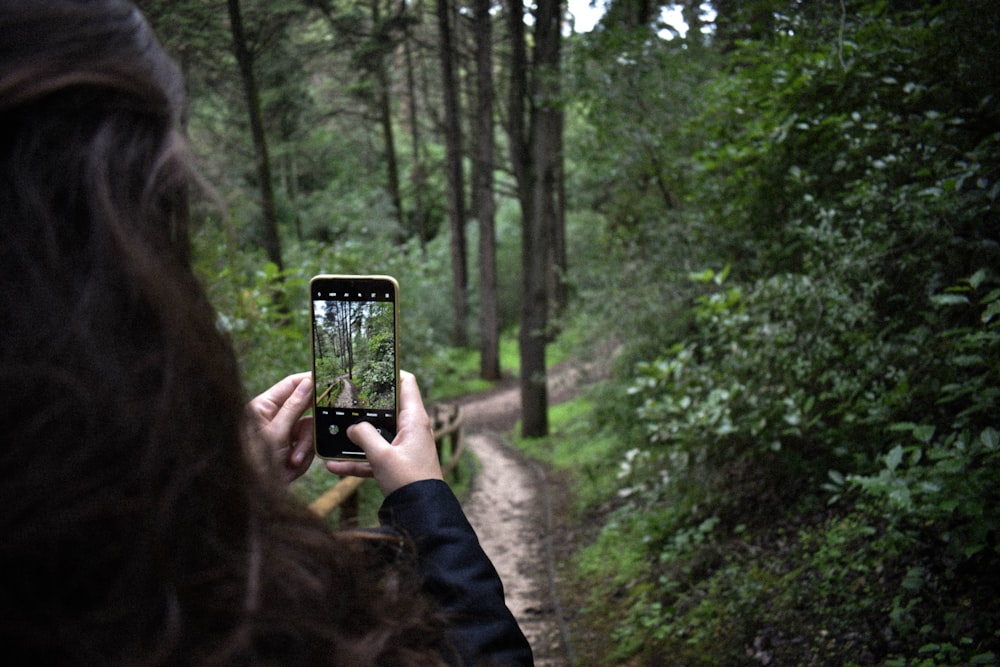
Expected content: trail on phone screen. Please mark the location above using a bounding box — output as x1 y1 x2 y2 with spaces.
334 376 357 408
450 357 611 667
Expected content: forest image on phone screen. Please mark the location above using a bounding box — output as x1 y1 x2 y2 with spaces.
312 297 396 412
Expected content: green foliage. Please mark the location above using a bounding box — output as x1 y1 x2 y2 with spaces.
553 1 1000 664
515 391 623 511
849 273 1000 563
562 27 715 362
626 265 898 526
192 224 310 396
191 213 498 399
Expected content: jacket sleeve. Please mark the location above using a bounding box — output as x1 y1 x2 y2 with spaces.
378 479 534 667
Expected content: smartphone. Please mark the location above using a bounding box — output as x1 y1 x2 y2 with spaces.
309 275 400 460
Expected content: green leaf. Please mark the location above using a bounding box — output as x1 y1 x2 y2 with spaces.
982 300 1000 324
885 445 904 472
261 261 282 281
930 293 969 306
902 566 925 591
980 427 999 451
913 424 936 444
964 543 986 558
889 421 917 432
688 268 716 283
968 268 989 290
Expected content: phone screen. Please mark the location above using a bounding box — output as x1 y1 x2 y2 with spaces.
309 275 399 460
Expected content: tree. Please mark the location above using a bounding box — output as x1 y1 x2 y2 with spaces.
436 0 469 347
711 0 780 49
370 0 405 230
602 0 660 31
308 0 413 233
473 0 501 380
505 0 565 437
401 5 431 250
227 0 284 271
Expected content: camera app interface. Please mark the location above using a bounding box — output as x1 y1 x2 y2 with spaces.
311 278 397 459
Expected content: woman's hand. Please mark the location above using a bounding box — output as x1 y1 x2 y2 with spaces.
325 370 444 496
246 371 315 483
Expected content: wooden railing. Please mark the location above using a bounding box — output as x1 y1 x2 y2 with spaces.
308 403 465 520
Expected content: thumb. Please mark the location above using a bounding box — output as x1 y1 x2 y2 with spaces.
346 421 390 457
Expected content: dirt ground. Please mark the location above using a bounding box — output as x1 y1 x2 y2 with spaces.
462 432 571 666
452 358 611 666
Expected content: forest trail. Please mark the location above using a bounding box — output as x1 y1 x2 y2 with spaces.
462 432 569 666
452 354 613 666
333 375 357 409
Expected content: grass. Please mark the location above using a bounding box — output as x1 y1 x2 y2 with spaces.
514 381 629 512
418 322 584 403
421 333 521 402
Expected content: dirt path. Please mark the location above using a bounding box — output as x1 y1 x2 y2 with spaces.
462 432 569 666
334 376 358 408
453 356 613 666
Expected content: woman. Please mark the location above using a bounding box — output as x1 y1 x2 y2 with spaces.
0 1 532 664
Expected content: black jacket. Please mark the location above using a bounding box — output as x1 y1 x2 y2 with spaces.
379 479 535 667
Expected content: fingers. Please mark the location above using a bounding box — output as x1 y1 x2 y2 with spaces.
321 370 443 497
397 370 423 415
346 420 392 456
342 380 443 496
322 422 386 480
251 371 312 419
325 460 375 479
270 374 313 432
245 371 315 484
285 415 315 481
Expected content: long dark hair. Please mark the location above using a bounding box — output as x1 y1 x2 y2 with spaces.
0 1 447 663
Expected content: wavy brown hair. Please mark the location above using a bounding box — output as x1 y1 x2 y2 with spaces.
0 1 449 664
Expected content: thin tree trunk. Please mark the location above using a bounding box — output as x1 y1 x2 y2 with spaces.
506 0 529 204
226 0 283 271
436 0 468 347
372 0 405 230
378 69 404 231
548 19 567 326
473 0 500 380
402 16 428 252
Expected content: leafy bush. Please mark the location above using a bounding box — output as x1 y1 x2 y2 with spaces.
849 272 1000 563
627 264 899 522
559 1 1000 663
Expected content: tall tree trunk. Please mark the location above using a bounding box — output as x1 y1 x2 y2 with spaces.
226 0 283 271
436 0 468 347
506 0 529 204
372 0 405 230
473 0 500 380
506 0 550 437
378 64 404 231
549 55 568 327
402 18 428 252
282 153 304 242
